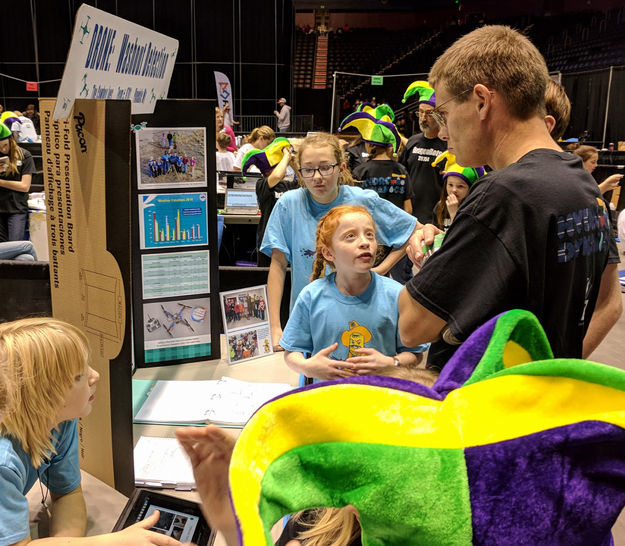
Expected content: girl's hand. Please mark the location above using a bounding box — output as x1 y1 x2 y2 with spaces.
308 342 357 379
271 325 284 351
446 193 460 219
599 174 623 194
345 348 394 373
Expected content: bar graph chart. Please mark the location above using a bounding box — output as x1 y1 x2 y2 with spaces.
139 192 208 249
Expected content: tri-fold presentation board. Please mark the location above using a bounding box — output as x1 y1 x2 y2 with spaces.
131 100 221 367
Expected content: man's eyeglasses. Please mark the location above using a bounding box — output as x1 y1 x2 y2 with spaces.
298 163 339 179
429 88 472 127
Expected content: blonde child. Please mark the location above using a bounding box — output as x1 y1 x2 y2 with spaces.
0 318 180 545
215 132 235 172
280 205 428 380
260 133 421 347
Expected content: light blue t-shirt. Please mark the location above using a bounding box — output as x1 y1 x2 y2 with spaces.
260 185 418 311
0 419 81 545
280 272 429 365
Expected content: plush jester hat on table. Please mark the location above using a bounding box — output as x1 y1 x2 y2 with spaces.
227 309 625 545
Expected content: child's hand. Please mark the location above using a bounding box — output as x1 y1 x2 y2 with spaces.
446 193 459 218
345 348 393 373
308 342 357 379
599 174 623 194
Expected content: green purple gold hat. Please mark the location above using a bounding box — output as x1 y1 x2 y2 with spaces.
338 104 400 154
432 151 485 185
0 122 12 140
241 137 292 175
402 80 436 106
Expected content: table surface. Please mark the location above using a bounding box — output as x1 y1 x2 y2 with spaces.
29 338 297 544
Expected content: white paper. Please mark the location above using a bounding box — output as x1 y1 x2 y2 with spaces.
134 378 292 426
134 380 218 423
134 436 195 489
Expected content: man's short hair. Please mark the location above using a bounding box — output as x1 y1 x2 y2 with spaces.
429 25 550 120
544 79 571 141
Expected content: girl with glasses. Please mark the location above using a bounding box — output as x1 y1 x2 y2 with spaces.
259 133 420 348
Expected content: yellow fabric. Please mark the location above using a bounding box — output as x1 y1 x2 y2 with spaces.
230 372 625 541
502 340 533 368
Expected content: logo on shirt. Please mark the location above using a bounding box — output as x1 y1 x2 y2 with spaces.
340 320 372 358
556 199 610 263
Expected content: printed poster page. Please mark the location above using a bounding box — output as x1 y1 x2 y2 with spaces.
136 127 207 189
142 250 209 299
220 285 273 364
139 192 208 250
143 297 211 364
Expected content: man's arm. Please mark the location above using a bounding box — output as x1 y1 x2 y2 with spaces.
582 263 623 358
398 287 447 347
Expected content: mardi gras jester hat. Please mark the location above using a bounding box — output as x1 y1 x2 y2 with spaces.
241 137 292 175
228 308 625 545
402 80 435 105
338 106 401 154
432 150 486 186
355 102 395 123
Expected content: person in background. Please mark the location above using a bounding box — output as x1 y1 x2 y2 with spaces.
570 143 623 358
233 126 275 172
216 133 235 172
400 81 446 225
0 122 35 242
431 151 485 230
241 138 298 267
274 98 291 133
216 107 237 153
23 104 40 135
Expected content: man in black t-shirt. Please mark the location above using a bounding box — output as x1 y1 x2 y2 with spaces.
400 82 446 225
398 26 610 366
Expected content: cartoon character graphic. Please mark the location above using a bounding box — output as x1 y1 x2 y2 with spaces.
340 320 372 358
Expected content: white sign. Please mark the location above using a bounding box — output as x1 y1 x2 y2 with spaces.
214 71 235 126
54 4 178 120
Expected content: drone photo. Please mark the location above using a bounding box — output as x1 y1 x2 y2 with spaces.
142 297 211 350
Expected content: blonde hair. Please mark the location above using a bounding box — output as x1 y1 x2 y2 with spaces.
545 79 571 141
310 205 375 281
3 137 25 176
429 25 549 120
0 318 89 467
216 132 232 149
297 132 355 188
292 507 360 546
249 125 275 144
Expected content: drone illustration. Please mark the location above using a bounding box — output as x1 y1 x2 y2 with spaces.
161 303 195 337
145 314 161 333
79 16 91 45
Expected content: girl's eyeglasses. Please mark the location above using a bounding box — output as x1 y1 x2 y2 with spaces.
298 163 339 179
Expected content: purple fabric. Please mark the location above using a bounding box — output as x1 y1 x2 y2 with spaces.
434 314 502 397
466 421 625 545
